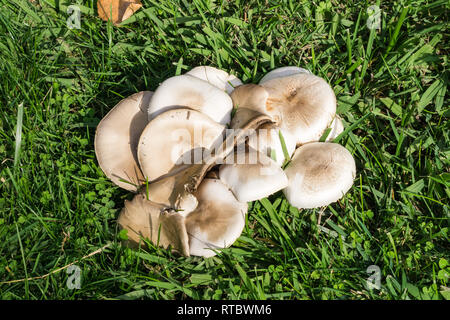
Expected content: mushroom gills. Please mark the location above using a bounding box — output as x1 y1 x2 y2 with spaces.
143 107 273 214
94 91 153 191
138 108 225 183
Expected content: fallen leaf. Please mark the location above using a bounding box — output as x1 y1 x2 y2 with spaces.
97 0 142 25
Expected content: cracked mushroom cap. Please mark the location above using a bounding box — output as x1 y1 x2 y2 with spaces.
94 91 153 191
219 147 289 202
185 178 248 257
247 123 296 167
261 73 337 145
283 142 356 209
147 75 233 125
259 66 311 84
186 66 243 94
137 108 225 182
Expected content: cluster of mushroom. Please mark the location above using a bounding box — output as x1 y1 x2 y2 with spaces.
94 66 356 257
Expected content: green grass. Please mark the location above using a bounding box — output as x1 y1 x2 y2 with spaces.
0 0 449 300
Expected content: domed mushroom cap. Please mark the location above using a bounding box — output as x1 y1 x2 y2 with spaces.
283 142 356 209
259 66 311 84
261 73 336 145
219 147 289 202
186 66 243 94
138 108 225 182
185 179 247 257
247 123 296 167
148 75 233 125
94 91 153 191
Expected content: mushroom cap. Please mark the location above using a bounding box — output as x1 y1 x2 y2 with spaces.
283 142 356 209
219 147 289 202
137 108 225 182
186 66 243 94
230 84 273 119
117 194 190 256
94 91 153 191
261 73 336 145
147 75 233 125
259 66 311 84
325 115 344 142
185 179 247 257
247 123 296 167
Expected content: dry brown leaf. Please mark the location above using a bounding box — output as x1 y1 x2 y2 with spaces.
97 0 142 25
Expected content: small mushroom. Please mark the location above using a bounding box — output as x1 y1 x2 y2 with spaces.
137 108 225 182
186 66 243 94
117 194 190 256
219 147 289 202
147 75 233 125
247 123 296 167
230 84 274 121
94 91 153 191
259 66 311 84
185 179 247 257
283 142 356 209
325 115 344 142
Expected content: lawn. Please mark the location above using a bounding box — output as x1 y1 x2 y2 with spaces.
0 0 448 300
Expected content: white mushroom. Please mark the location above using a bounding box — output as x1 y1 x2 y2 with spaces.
247 123 296 167
147 75 233 125
261 73 337 145
325 115 344 142
231 73 337 146
94 91 153 191
186 66 243 94
137 108 225 182
185 178 247 257
230 84 273 121
283 142 356 209
259 66 311 84
219 147 289 202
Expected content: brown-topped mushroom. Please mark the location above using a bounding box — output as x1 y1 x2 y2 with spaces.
283 142 356 209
